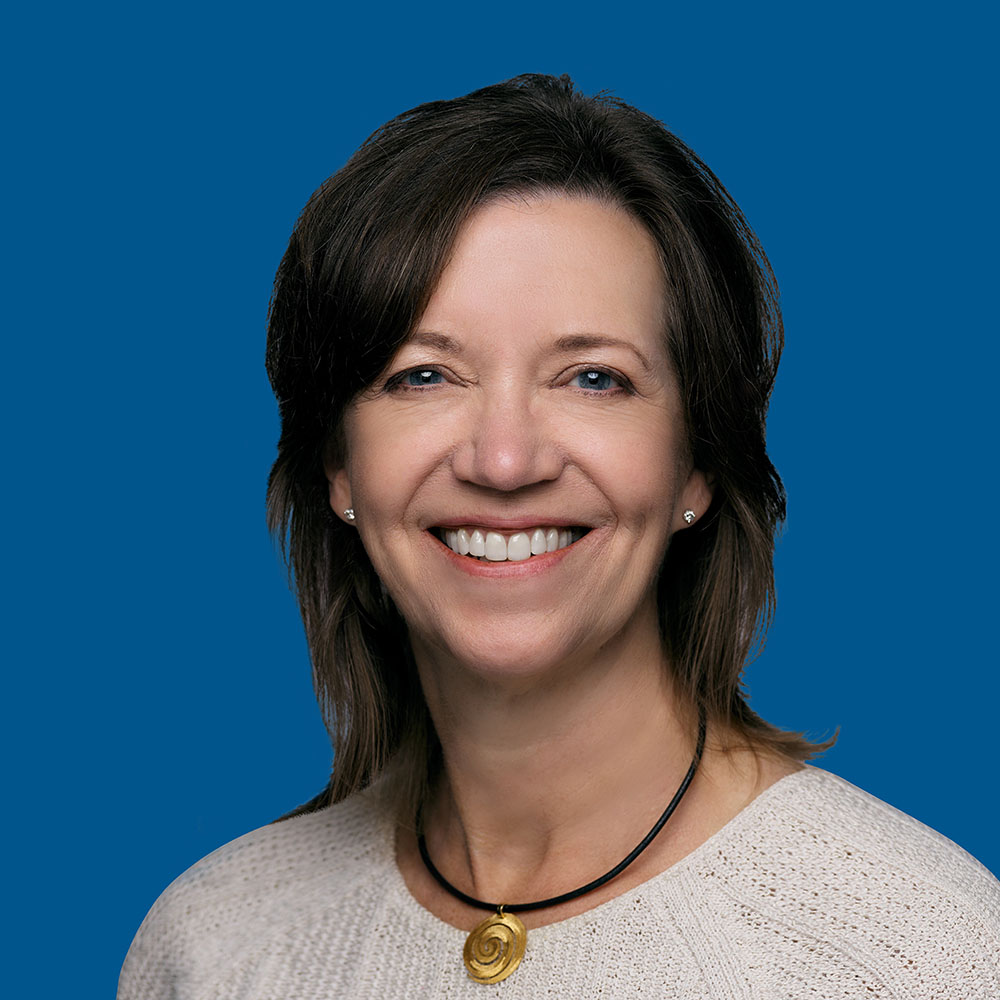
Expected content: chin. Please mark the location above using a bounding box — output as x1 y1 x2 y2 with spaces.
426 618 604 683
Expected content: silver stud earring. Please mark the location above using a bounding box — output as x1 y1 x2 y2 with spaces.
343 508 356 521
683 509 696 524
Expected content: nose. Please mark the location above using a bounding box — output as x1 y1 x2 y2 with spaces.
451 389 564 492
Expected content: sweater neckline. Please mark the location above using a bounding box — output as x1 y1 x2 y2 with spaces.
384 764 822 940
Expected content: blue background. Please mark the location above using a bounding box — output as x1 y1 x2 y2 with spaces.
5 2 996 995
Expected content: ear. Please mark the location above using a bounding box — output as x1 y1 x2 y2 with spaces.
325 462 356 526
674 468 715 531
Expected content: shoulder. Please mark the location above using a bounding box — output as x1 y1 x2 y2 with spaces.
117 788 395 999
750 766 998 897
685 766 1000 996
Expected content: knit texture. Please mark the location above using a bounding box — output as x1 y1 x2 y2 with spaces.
118 768 1000 998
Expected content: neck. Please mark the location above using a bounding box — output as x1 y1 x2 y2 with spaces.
411 616 702 906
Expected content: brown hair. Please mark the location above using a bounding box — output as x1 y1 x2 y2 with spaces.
266 74 828 819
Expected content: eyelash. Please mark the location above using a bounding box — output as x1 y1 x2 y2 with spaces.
382 365 633 395
383 368 448 391
568 368 630 394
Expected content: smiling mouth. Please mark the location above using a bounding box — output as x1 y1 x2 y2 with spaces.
431 526 589 562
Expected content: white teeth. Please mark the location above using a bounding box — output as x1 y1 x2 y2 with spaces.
507 532 531 561
484 531 507 561
440 525 587 561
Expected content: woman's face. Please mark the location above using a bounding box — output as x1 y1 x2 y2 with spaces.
329 195 711 679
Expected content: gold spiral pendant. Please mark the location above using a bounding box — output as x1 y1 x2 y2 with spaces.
463 908 527 984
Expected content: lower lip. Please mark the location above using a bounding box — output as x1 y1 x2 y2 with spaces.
429 531 585 578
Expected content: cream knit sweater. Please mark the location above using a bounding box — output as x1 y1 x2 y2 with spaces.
118 768 1000 998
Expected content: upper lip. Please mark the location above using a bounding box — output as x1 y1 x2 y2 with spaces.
428 515 593 531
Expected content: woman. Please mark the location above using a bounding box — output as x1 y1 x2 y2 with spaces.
119 74 1000 997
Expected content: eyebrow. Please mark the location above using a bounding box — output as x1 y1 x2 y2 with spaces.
409 330 655 373
407 330 463 353
553 334 655 374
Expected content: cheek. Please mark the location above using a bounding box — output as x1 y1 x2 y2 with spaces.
345 412 444 524
589 423 682 518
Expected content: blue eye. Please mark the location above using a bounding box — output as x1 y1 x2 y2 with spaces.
404 369 444 387
573 370 619 391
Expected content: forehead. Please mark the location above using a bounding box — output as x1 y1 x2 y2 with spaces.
414 194 669 359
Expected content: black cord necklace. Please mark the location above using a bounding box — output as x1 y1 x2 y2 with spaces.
417 713 707 984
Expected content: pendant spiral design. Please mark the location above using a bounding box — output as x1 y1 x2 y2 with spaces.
463 909 527 984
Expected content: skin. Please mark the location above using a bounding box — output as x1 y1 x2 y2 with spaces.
329 194 798 930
